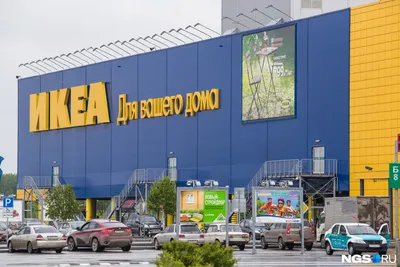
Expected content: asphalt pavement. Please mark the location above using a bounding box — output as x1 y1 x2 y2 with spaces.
0 242 396 266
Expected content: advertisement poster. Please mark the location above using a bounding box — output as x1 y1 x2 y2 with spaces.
180 190 226 223
242 25 296 121
255 190 301 223
0 200 22 222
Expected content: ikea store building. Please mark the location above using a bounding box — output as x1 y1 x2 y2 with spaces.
17 0 400 226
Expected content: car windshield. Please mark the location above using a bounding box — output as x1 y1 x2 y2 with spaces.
221 225 242 232
70 222 85 229
250 222 267 228
0 222 7 230
33 227 60 234
140 216 156 223
347 225 376 235
181 225 201 233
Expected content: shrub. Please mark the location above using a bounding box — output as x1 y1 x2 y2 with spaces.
155 241 237 267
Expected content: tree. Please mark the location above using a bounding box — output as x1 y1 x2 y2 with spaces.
45 185 81 221
0 173 17 196
147 177 176 219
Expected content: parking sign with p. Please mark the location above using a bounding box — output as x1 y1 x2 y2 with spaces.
3 197 13 208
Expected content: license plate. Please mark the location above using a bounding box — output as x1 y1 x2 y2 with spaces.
369 244 380 248
115 230 124 233
48 237 58 240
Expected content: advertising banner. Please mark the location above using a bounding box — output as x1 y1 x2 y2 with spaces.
179 190 227 223
242 25 296 121
0 200 22 222
255 189 301 223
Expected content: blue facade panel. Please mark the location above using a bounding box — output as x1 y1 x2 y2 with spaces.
18 10 351 198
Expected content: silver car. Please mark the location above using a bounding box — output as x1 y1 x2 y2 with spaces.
8 225 66 254
153 223 204 250
59 221 86 237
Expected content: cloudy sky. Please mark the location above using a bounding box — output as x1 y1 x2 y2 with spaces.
0 0 221 173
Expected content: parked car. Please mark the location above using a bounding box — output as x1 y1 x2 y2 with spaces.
67 219 132 252
58 221 86 236
324 223 388 256
125 214 162 237
260 221 315 250
239 219 268 240
7 225 66 254
204 223 249 250
153 223 204 250
0 222 12 242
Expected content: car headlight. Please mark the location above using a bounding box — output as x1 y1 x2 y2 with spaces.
353 239 366 244
144 224 149 228
382 238 387 244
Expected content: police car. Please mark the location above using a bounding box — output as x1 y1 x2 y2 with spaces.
324 223 389 256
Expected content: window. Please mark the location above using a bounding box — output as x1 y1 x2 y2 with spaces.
166 225 174 233
186 194 195 204
181 225 201 233
380 225 388 235
81 222 90 231
340 225 347 235
332 224 339 234
274 223 282 229
89 222 100 229
17 228 25 235
360 179 365 196
103 222 125 228
302 0 322 9
33 227 59 234
24 227 31 235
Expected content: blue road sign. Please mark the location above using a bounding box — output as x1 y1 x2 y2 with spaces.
3 197 14 208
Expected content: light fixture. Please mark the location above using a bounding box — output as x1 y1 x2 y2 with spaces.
269 180 276 186
365 166 373 171
315 140 321 143
205 180 219 187
186 179 201 187
169 152 174 155
287 180 294 186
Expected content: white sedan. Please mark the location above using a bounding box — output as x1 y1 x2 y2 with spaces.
204 223 249 250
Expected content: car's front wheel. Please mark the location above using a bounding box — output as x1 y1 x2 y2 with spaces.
305 243 313 251
325 241 333 255
55 248 63 254
348 243 357 256
260 237 268 249
238 244 245 251
154 238 161 250
8 241 14 253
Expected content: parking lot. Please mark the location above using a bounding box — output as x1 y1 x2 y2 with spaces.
0 242 396 267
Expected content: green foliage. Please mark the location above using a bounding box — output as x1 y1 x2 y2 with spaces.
148 176 176 216
0 173 17 196
155 241 236 267
45 185 81 221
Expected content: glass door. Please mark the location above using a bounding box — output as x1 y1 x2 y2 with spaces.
312 146 325 174
168 157 177 181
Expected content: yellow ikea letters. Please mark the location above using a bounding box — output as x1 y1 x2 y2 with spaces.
29 82 110 132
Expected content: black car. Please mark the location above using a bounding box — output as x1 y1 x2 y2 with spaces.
239 219 268 240
125 214 162 237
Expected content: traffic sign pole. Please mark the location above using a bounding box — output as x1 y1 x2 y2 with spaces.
394 140 399 267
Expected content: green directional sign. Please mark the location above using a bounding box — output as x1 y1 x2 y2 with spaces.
389 163 400 189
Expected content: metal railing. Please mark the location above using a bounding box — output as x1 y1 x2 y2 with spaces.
23 176 46 203
245 159 338 199
299 159 338 177
22 176 53 188
104 168 168 219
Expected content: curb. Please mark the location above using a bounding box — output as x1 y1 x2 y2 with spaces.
53 262 152 266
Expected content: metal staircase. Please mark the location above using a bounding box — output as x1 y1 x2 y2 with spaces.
245 159 338 208
104 168 168 220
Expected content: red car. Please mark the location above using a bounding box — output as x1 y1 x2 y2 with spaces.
67 219 132 252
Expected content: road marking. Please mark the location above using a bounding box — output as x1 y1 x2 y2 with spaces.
119 263 130 265
79 264 91 266
59 265 71 267
99 263 111 266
